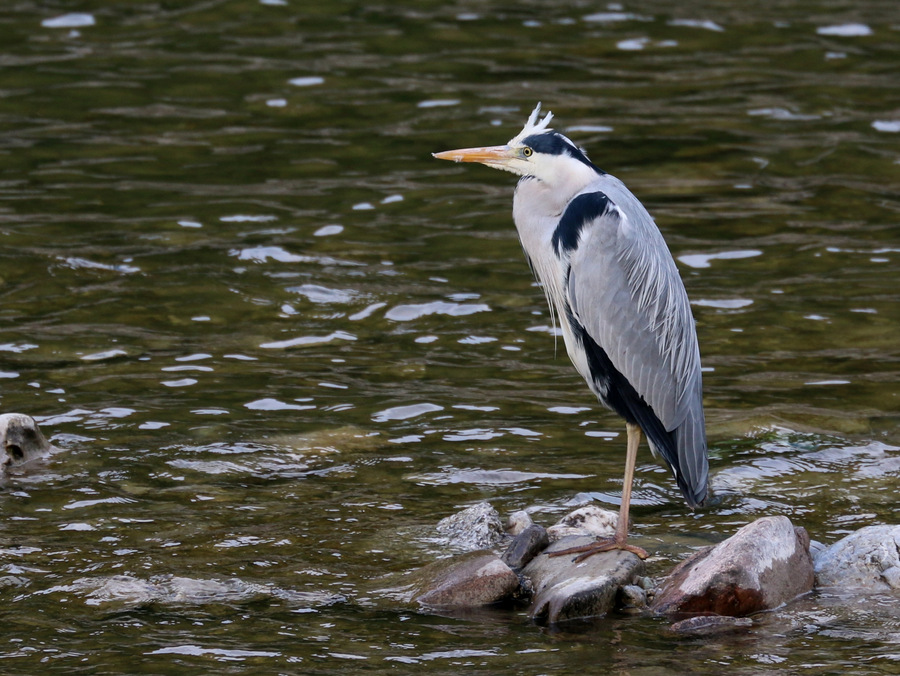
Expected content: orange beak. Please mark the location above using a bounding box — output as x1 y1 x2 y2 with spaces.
432 145 515 166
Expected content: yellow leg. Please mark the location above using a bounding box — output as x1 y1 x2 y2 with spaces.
550 422 648 561
615 422 641 546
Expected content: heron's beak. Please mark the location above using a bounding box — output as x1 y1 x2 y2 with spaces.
432 145 515 168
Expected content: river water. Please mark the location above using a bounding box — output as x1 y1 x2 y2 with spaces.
1 1 898 674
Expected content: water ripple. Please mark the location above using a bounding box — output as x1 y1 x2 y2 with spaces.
385 301 490 322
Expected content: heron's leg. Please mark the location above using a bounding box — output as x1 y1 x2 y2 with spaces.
615 422 641 546
549 422 648 561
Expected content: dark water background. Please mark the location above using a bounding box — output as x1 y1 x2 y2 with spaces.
1 1 898 673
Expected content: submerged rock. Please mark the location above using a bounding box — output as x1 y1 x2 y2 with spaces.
411 551 520 608
501 524 549 571
651 516 814 617
524 535 645 623
0 413 54 474
546 505 618 542
668 615 754 635
814 525 900 591
435 502 506 551
41 574 341 608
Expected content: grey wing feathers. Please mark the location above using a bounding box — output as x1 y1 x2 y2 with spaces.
565 180 708 505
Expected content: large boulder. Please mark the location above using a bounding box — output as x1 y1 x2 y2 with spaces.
410 551 520 608
814 525 900 591
523 536 645 624
651 516 814 617
0 413 54 473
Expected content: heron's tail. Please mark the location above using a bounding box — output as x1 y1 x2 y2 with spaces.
638 403 708 508
673 406 708 508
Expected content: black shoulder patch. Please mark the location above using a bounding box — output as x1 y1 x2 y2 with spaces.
551 191 613 256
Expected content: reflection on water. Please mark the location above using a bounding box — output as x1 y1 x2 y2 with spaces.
1 0 899 673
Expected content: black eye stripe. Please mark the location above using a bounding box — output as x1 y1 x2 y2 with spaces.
520 132 604 174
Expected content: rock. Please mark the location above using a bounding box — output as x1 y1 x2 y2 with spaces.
618 584 648 610
809 538 826 559
636 575 655 591
501 524 549 571
669 615 754 635
814 525 900 591
41 574 343 608
435 502 505 551
0 413 54 473
546 505 618 542
411 551 520 608
651 516 814 617
506 509 533 536
523 535 645 623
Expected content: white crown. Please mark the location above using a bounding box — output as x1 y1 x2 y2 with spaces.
508 102 554 146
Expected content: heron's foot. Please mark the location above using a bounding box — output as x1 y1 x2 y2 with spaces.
548 537 648 563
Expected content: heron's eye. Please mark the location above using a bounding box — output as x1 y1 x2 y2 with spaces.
522 147 533 157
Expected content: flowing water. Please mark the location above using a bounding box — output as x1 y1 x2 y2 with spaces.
1 1 899 673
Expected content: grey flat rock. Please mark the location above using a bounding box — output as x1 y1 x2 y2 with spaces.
411 551 520 608
523 535 645 623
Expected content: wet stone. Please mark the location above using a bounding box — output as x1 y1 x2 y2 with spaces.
636 575 655 591
435 502 505 551
411 551 520 608
618 584 648 610
668 615 754 636
523 535 645 624
814 525 900 591
501 524 549 571
506 509 533 536
546 504 618 542
651 516 814 617
0 413 54 474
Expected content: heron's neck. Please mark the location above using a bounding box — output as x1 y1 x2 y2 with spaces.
514 162 601 218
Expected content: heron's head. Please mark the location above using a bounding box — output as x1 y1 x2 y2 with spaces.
433 103 602 188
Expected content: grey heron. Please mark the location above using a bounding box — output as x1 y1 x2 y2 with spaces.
433 104 708 560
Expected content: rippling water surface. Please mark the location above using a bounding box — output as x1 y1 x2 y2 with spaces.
1 1 898 673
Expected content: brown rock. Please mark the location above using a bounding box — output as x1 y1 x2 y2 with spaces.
651 516 814 617
523 535 645 623
411 551 520 608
